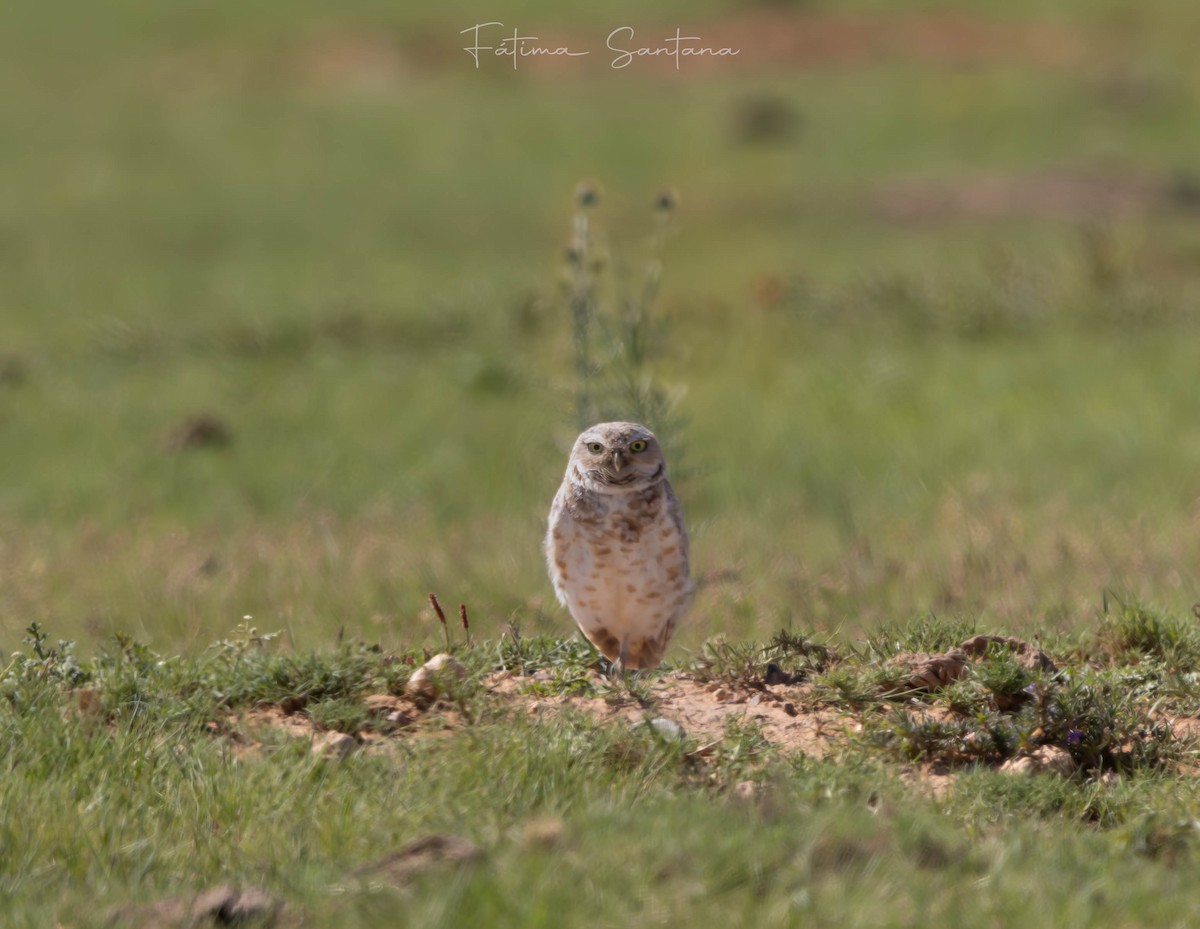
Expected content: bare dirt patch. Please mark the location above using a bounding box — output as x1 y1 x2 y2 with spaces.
202 631 1195 795
874 170 1200 222
489 670 851 759
205 667 855 764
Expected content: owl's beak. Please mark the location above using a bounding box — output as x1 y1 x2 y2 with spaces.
611 451 626 473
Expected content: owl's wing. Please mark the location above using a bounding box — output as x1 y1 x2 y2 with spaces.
663 479 690 577
545 482 574 606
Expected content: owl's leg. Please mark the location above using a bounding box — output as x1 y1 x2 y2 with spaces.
612 635 631 679
610 637 654 704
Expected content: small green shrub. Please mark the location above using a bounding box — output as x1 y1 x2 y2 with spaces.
1097 604 1200 671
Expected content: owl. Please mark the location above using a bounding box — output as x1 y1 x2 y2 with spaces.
546 422 691 671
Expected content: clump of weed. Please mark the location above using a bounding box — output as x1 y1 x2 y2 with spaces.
0 624 97 720
825 614 1188 775
691 638 767 687
973 644 1038 711
201 621 412 713
1026 668 1179 773
765 629 835 674
810 663 916 710
1096 601 1200 671
857 615 977 662
496 630 600 677
865 658 1182 775
210 621 281 659
90 632 181 723
692 629 834 687
0 622 91 710
559 182 687 463
218 647 377 707
864 707 1021 766
495 630 605 697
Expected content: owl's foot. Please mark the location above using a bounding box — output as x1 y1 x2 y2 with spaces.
608 639 650 701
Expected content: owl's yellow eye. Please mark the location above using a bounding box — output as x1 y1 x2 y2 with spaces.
587 442 604 454
629 440 648 453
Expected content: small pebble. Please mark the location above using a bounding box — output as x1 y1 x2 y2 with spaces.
642 718 686 740
407 653 468 703
999 745 1073 778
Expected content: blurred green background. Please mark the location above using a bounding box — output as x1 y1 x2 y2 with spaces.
2 0 1199 652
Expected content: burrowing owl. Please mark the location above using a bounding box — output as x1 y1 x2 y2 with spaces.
546 422 691 670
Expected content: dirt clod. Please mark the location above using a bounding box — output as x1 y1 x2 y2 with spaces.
959 634 1058 672
168 415 232 452
731 94 802 143
107 884 280 928
891 649 968 692
764 662 804 685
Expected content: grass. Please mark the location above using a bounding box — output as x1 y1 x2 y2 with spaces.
4 0 1200 923
2 615 1200 926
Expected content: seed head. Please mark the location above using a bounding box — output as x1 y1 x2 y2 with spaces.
575 181 599 208
428 592 447 627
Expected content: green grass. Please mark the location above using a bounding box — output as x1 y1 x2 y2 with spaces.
3 0 1200 648
7 0 1200 652
2 617 1200 926
4 0 1200 922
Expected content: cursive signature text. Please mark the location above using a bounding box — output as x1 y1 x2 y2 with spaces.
461 22 590 69
460 23 741 70
606 27 740 70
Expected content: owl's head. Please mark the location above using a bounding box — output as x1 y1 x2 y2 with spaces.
569 422 666 493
